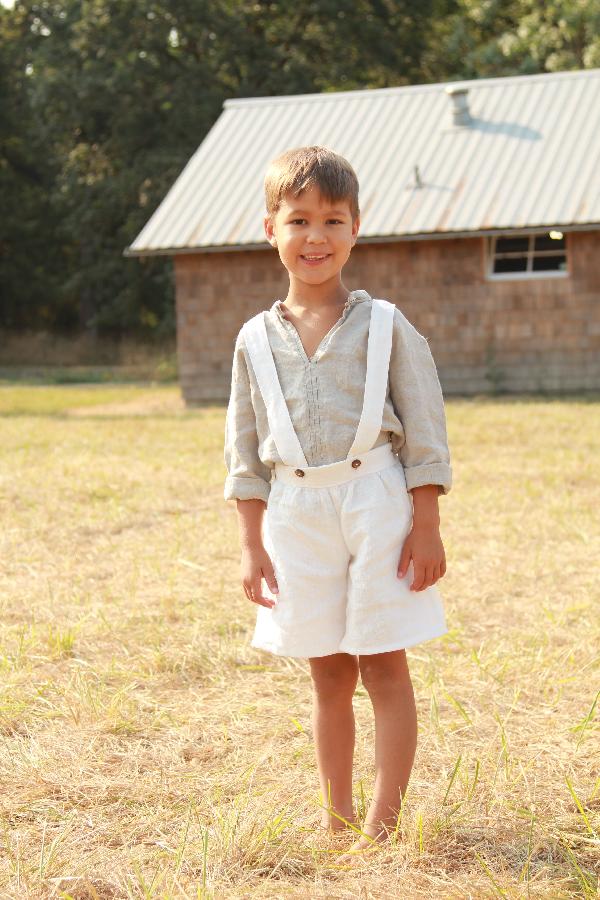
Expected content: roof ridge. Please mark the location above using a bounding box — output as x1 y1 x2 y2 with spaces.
223 67 600 109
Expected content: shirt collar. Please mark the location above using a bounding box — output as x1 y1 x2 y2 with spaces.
271 289 371 322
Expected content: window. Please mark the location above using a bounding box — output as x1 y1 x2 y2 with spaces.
488 231 568 279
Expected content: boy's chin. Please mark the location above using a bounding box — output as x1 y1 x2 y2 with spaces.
289 264 344 282
291 275 343 290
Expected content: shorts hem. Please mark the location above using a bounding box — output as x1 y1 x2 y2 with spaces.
251 627 447 659
339 627 447 656
250 639 342 659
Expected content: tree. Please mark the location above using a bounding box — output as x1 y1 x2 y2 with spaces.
1 0 597 336
426 0 600 80
0 3 65 328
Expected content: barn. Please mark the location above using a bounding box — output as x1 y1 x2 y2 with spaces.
125 68 600 400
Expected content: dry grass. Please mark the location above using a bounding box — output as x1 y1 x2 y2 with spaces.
0 385 598 898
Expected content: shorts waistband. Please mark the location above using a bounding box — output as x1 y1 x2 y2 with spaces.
273 442 399 488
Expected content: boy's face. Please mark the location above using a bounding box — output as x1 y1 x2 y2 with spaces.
264 183 360 288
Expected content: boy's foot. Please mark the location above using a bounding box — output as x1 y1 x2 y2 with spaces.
302 824 353 854
332 828 390 866
319 822 356 834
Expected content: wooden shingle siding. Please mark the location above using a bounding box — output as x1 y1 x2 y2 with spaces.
175 231 600 401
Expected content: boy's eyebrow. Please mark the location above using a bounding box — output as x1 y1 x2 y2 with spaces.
286 207 350 216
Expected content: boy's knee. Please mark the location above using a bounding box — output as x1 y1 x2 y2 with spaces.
310 653 358 699
359 650 412 696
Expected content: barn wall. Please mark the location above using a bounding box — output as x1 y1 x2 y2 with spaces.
174 230 600 402
174 249 286 403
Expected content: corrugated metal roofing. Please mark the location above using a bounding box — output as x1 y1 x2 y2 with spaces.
126 68 600 256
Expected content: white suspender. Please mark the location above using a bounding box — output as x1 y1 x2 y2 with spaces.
242 313 308 468
242 297 395 467
347 298 396 458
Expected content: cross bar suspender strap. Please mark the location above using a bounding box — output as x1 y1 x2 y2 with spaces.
242 313 309 468
346 298 396 459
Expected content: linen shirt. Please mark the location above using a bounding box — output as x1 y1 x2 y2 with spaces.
224 289 452 503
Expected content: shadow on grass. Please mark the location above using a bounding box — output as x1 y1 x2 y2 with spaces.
0 366 178 386
0 377 598 420
442 391 600 404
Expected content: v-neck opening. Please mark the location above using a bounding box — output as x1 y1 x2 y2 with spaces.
275 291 365 364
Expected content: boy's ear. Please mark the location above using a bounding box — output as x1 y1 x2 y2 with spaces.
264 215 277 247
351 215 361 245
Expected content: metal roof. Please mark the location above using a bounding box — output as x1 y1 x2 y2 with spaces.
125 68 600 256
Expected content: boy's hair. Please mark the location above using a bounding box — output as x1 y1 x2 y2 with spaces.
264 146 360 221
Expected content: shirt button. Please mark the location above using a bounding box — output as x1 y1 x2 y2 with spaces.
351 459 362 468
294 468 305 477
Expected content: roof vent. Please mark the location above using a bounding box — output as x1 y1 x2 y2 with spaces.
445 85 472 127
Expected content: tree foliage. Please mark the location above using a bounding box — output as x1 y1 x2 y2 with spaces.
428 0 600 80
1 0 597 335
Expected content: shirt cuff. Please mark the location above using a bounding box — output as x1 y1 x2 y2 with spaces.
224 475 271 503
404 463 452 496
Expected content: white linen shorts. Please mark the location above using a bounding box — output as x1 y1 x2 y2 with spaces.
251 457 447 658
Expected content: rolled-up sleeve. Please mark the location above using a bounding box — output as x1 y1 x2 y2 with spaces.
224 331 273 503
389 310 452 495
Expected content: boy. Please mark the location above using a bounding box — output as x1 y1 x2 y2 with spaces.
224 146 452 861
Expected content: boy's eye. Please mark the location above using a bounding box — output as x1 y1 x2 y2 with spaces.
288 218 343 225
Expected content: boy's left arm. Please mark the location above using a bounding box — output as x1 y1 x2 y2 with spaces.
397 485 446 591
389 309 452 591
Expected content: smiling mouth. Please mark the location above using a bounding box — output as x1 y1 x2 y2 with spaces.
301 254 330 261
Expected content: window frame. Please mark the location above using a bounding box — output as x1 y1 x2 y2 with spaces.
486 231 569 281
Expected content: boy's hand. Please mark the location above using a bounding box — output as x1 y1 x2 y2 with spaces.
397 521 446 591
397 483 446 590
240 544 279 608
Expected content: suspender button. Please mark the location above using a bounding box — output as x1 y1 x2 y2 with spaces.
294 468 305 477
351 458 362 468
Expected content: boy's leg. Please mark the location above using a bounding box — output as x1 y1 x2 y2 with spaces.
341 649 416 853
309 652 359 831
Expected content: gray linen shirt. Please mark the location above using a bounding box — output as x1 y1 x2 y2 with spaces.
224 289 452 503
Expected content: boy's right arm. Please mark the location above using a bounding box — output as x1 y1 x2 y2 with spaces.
224 331 273 504
236 499 279 609
224 331 278 608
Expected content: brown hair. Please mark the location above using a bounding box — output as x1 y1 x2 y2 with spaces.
264 146 360 220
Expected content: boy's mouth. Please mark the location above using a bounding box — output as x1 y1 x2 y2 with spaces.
301 253 331 264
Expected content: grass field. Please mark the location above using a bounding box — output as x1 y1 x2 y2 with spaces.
0 385 598 898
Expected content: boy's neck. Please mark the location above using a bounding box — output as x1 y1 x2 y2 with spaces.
283 277 351 312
